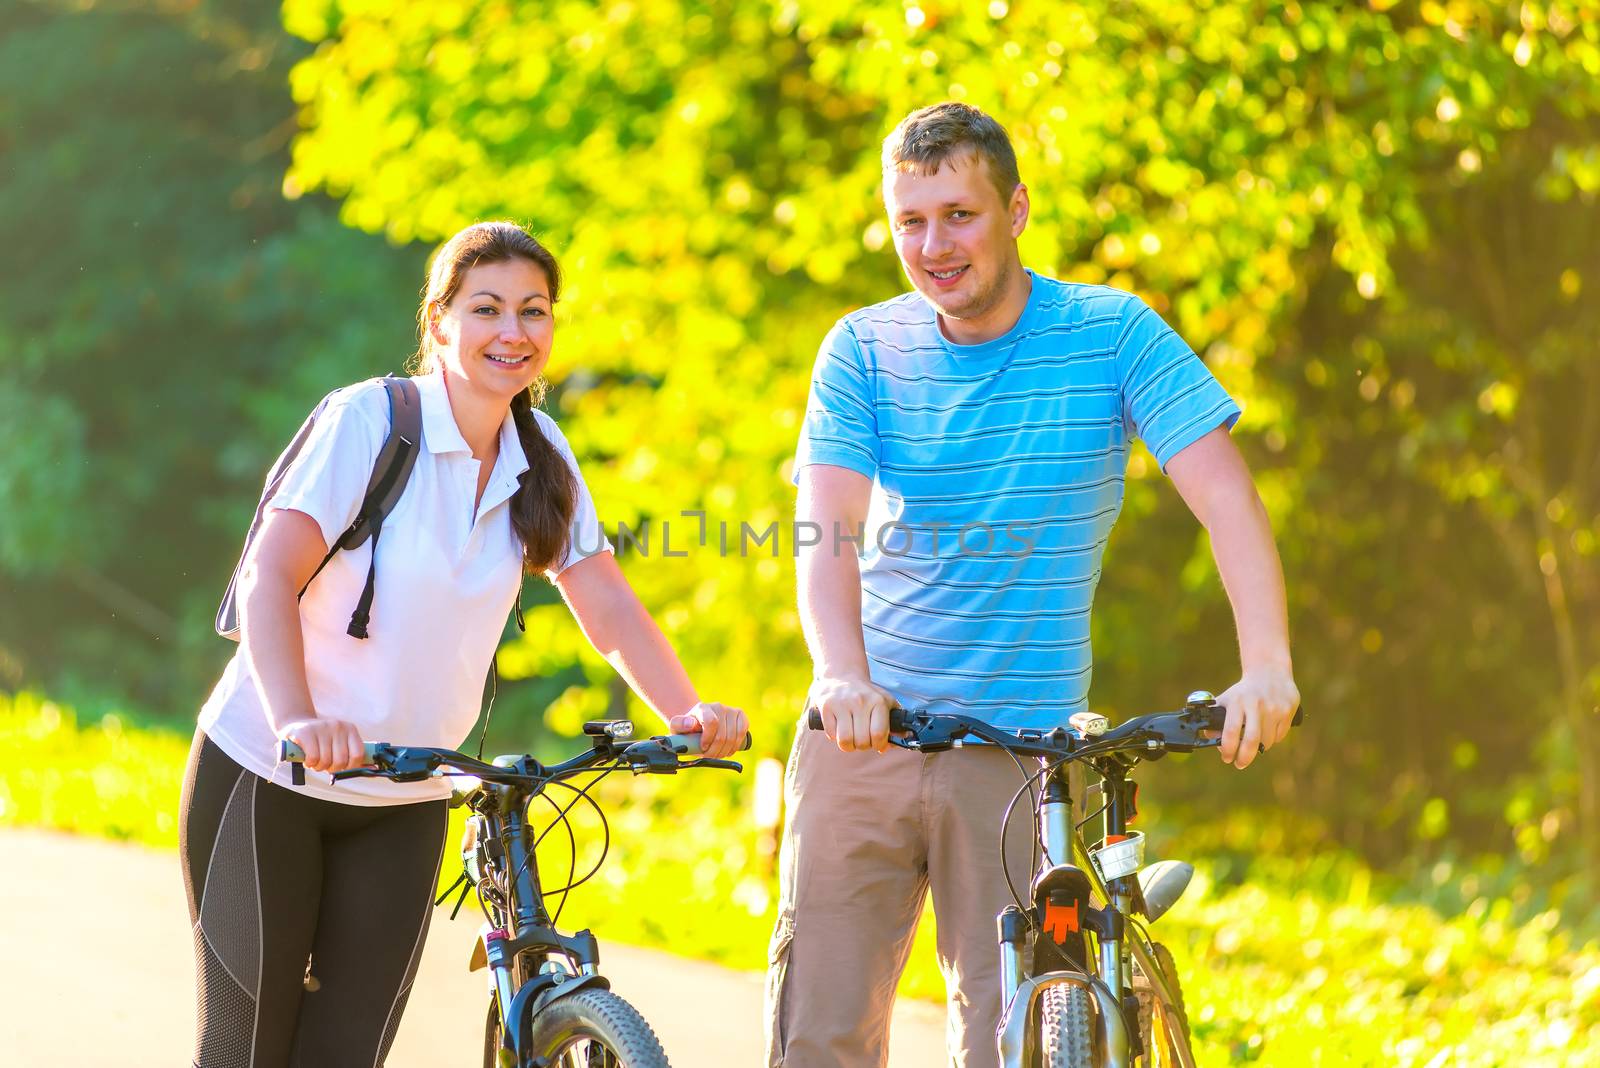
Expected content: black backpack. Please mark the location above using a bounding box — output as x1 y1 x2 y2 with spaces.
216 375 423 642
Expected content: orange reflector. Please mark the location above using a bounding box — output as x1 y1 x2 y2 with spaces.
1043 899 1080 942
1104 834 1129 845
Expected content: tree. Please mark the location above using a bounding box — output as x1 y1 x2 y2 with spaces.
0 0 423 708
280 0 1600 863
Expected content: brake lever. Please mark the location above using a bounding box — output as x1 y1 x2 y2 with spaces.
682 758 743 773
621 739 689 775
330 768 388 782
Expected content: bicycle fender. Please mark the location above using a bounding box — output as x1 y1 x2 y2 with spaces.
508 973 612 1058
470 923 493 972
1032 863 1092 971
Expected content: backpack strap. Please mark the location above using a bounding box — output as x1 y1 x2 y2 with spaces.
215 396 335 640
295 375 423 639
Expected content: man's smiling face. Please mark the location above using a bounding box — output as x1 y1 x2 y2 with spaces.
885 151 1029 339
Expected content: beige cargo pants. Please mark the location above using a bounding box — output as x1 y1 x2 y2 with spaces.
764 719 1036 1067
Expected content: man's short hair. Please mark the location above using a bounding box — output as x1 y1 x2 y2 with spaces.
882 102 1022 202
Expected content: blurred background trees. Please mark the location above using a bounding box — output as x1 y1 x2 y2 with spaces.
3 0 1597 886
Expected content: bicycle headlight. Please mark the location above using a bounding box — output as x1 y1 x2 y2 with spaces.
1069 712 1109 737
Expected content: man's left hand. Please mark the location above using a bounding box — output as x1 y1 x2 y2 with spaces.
1215 667 1300 769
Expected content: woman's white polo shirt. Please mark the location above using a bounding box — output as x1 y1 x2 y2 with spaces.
199 373 610 805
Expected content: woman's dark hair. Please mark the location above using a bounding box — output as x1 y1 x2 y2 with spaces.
409 221 578 574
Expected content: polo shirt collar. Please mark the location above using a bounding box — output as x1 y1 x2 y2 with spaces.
415 370 472 455
414 369 532 487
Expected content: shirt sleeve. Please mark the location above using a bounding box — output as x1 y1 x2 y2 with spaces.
534 412 613 578
793 320 880 483
1114 297 1241 470
266 384 387 550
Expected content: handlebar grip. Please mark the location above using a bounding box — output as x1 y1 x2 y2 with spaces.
805 708 910 732
1203 705 1307 730
276 739 386 763
664 732 754 756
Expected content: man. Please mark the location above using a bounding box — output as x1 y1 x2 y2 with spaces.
765 102 1300 1067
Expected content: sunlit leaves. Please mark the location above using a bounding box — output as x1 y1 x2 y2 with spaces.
279 2 1600 766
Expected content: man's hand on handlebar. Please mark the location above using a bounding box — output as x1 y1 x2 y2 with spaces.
807 675 897 753
1213 665 1301 770
667 701 750 760
277 718 369 773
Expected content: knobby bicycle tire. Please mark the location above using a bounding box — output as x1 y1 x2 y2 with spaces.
521 987 671 1067
1038 981 1095 1068
1133 942 1189 1067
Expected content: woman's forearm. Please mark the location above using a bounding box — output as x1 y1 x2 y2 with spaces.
239 569 317 734
594 595 700 720
558 554 700 721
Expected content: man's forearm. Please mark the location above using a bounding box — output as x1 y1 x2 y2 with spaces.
1205 486 1292 672
798 543 872 680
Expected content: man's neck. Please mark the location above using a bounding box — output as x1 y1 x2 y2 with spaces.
938 264 1032 346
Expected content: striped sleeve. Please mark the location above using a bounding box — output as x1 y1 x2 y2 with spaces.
1114 297 1241 469
794 320 879 481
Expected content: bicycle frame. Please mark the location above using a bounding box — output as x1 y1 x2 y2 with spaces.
817 697 1301 1068
285 727 745 1068
462 769 612 1048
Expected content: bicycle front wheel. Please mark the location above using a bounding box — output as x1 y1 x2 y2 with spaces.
1037 981 1095 1068
521 987 671 1067
1133 942 1189 1067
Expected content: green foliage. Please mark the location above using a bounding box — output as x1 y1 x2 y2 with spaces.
0 0 424 705
278 0 1600 862
0 691 189 845
5 0 1600 932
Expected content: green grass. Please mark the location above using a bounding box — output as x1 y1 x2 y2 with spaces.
5 690 1597 1064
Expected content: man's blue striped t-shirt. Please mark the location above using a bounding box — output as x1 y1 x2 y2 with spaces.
796 271 1241 728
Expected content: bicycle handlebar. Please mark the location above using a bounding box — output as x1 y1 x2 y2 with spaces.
275 731 750 766
804 698 1304 760
275 729 752 786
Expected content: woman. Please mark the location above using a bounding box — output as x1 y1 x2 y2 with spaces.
179 221 746 1065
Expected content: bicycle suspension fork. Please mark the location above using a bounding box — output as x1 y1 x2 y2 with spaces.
1058 758 1145 1020
999 766 1082 1004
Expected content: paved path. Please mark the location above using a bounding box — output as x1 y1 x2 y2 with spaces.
0 828 947 1066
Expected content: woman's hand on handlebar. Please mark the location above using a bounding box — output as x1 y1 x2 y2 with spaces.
1214 666 1300 770
668 701 750 760
277 718 369 773
807 675 897 753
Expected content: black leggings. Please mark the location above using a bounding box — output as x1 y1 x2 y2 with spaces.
179 731 447 1068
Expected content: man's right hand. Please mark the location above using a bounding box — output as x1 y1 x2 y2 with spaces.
809 675 897 753
278 718 368 773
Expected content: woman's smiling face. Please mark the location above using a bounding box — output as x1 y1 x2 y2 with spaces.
430 258 554 401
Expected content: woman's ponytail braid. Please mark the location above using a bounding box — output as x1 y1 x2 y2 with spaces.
509 385 578 574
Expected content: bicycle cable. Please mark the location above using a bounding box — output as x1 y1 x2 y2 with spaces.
542 774 617 907
533 790 582 957
996 737 1045 911
997 753 1073 915
525 767 619 930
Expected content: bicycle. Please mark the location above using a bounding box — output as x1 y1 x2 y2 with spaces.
807 691 1303 1068
280 719 751 1067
